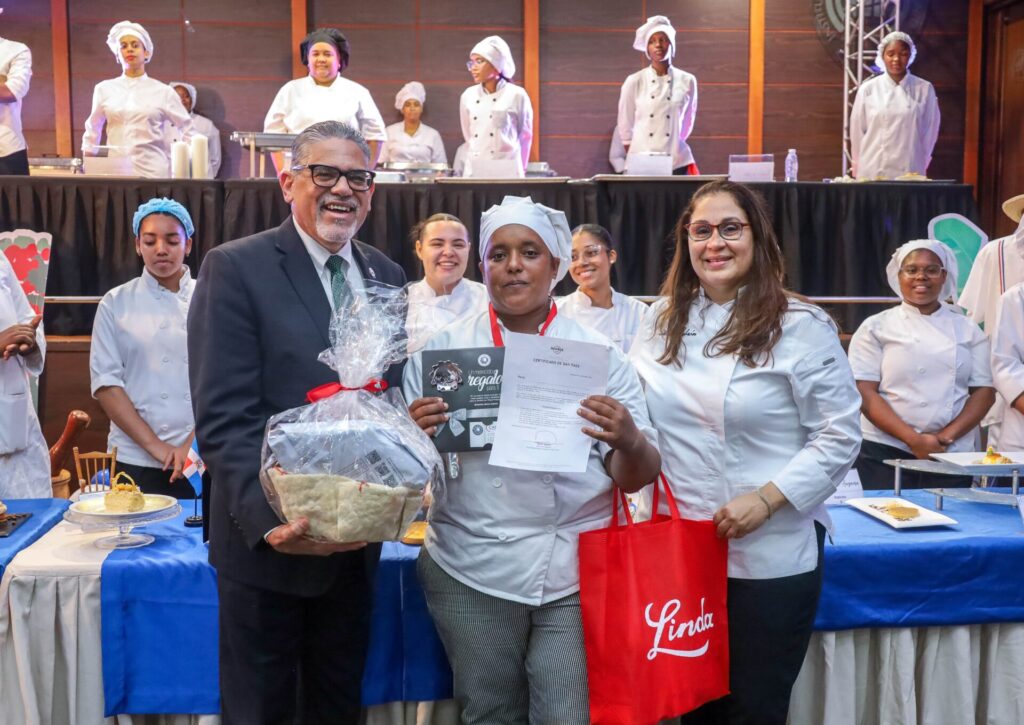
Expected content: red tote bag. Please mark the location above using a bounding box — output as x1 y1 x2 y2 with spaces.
579 474 730 725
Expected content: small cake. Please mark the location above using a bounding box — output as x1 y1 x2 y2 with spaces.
976 446 1014 465
0 500 7 516
104 475 145 513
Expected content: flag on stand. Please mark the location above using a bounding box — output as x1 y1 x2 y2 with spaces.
183 438 206 496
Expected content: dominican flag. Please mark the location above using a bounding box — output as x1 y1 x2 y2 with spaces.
183 438 206 496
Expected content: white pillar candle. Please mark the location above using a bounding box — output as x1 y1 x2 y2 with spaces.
171 141 190 179
190 134 209 180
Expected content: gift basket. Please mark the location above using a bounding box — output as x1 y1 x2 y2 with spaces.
260 285 444 542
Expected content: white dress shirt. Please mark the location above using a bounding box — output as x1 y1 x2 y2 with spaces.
82 74 194 178
0 253 48 498
293 218 364 311
848 303 992 452
90 268 195 467
991 284 1024 449
459 80 533 176
380 122 447 165
0 38 31 158
557 289 651 354
958 227 1024 434
403 309 657 605
850 72 940 180
617 65 698 169
264 76 387 141
629 295 862 579
405 278 488 352
167 113 222 178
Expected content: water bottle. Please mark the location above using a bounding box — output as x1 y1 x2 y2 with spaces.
784 149 799 182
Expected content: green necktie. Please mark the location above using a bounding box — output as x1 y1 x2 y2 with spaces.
324 254 353 311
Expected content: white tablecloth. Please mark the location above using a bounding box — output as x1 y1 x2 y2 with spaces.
4 521 1023 725
0 520 217 725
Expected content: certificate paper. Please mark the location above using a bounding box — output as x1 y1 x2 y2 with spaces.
422 346 504 453
488 332 610 473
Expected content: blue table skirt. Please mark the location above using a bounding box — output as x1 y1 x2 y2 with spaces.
0 498 69 579
815 489 1024 631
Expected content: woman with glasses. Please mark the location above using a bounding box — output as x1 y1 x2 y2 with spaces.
459 36 533 178
617 15 699 175
405 212 487 352
850 31 940 180
82 21 193 178
264 28 386 170
629 180 861 723
848 240 993 488
558 223 649 353
403 195 660 723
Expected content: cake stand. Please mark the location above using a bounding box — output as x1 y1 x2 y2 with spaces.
64 493 182 549
884 458 1021 510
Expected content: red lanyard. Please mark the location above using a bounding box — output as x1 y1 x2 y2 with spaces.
488 302 558 347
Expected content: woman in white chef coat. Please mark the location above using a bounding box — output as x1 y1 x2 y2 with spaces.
629 180 861 724
264 28 386 171
991 280 1024 451
82 21 193 179
460 36 533 178
850 31 940 180
849 241 993 488
380 82 447 166
617 15 699 175
90 198 197 499
168 81 222 178
405 212 487 352
0 252 48 498
558 223 649 353
404 196 660 724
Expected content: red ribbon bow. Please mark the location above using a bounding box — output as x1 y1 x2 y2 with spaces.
306 379 389 403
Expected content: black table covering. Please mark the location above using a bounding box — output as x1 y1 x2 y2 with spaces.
0 176 977 334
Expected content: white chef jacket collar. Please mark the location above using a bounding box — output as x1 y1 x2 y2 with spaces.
492 299 556 334
898 299 953 318
481 78 508 95
140 265 192 297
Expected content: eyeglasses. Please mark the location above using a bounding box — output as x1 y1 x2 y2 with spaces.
570 245 606 264
466 57 487 71
899 264 944 278
291 164 375 191
685 221 750 242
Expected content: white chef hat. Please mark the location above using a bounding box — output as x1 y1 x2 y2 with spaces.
395 81 426 111
633 15 676 59
885 240 959 304
470 36 515 80
169 81 197 110
479 196 572 291
874 31 917 71
106 21 153 64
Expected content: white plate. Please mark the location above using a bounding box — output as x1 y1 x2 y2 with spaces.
847 497 958 529
70 493 177 518
930 451 1024 476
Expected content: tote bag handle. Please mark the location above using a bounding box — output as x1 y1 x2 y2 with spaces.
610 472 682 527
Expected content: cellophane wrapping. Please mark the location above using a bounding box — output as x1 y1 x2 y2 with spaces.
259 284 444 542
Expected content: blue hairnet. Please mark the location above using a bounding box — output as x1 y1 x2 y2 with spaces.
132 197 195 238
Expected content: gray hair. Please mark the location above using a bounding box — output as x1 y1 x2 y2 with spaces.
291 120 371 166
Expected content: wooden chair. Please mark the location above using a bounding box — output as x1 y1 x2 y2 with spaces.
73 446 117 493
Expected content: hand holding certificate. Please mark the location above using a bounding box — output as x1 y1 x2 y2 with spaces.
488 332 610 472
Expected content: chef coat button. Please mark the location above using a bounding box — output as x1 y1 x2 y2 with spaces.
490 133 494 136
160 321 168 329
474 134 478 138
492 478 502 488
665 133 670 136
650 113 654 118
161 392 169 399
476 100 480 104
919 401 927 407
163 355 170 363
542 474 553 483
666 115 670 119
474 116 478 120
650 94 655 99
161 425 169 432
184 393 191 401
545 525 555 534
918 367 925 374
183 356 188 363
649 133 654 137
186 425 193 431
498 532 508 541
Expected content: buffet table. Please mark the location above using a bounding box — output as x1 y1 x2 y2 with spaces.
0 176 976 334
2 489 1022 725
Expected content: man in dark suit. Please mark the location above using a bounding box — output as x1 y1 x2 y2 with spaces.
188 120 407 724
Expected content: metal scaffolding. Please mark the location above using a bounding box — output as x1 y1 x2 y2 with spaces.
842 0 901 176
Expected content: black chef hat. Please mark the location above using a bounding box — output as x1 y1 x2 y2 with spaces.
300 28 350 68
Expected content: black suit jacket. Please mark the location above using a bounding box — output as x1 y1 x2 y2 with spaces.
188 217 407 596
